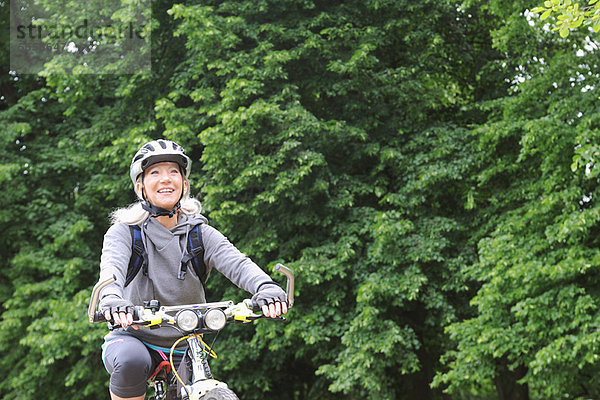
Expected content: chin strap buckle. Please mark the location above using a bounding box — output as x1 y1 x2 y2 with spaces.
142 201 181 218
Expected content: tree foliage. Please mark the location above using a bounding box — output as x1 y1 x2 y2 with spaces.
2 0 600 399
434 1 600 398
532 0 600 37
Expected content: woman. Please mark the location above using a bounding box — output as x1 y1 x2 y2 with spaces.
98 139 287 400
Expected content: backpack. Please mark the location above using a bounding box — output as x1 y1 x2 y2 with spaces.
125 224 207 287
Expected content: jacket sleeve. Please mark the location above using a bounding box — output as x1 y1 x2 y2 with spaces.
98 223 134 308
201 224 273 294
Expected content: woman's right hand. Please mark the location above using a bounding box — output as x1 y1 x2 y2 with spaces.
104 307 134 329
100 296 135 329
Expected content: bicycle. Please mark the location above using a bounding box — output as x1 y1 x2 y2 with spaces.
88 263 294 400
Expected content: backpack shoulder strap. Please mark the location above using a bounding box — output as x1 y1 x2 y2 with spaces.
126 225 148 287
186 224 207 285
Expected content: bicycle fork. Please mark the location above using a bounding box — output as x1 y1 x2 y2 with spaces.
181 336 229 400
188 336 213 381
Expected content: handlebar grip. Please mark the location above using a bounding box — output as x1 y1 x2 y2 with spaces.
92 307 144 324
93 311 107 323
242 299 286 321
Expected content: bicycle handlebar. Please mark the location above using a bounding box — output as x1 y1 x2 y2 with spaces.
88 264 295 325
274 263 294 307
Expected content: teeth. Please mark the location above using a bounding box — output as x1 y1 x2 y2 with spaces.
158 189 174 193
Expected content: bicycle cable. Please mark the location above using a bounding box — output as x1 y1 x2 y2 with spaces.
169 334 219 398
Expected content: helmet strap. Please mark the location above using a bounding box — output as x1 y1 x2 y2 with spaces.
141 200 181 218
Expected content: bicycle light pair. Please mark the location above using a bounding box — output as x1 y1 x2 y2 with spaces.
175 308 227 332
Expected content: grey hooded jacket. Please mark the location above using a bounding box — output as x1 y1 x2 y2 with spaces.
99 213 274 348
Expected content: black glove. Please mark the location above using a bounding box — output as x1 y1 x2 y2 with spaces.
109 305 134 315
251 281 287 308
99 295 133 322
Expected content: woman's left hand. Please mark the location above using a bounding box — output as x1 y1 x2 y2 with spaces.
252 283 288 318
262 300 288 318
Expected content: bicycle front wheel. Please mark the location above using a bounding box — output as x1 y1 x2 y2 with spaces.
201 387 239 400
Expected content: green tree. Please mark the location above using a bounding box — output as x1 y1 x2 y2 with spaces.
0 0 186 397
157 0 508 398
434 1 600 398
8 0 598 399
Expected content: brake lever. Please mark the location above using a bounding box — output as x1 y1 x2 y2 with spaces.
234 313 286 322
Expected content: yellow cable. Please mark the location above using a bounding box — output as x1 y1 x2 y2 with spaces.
168 333 219 389
197 334 218 359
170 335 191 389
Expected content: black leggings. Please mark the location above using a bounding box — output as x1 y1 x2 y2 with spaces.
102 335 183 398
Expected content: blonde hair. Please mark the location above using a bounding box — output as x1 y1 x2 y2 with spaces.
110 176 202 225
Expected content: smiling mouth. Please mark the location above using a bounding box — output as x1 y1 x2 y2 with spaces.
157 189 175 193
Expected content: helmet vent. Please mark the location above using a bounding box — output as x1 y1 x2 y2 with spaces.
158 140 167 149
143 143 155 151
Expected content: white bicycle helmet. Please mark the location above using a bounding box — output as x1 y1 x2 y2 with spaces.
130 139 192 188
130 140 192 219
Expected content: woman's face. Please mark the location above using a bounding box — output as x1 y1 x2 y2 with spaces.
138 162 187 210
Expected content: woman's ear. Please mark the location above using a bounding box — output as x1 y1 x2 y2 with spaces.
136 181 144 199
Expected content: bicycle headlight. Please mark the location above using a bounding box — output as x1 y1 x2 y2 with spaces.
203 308 227 331
175 309 199 332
